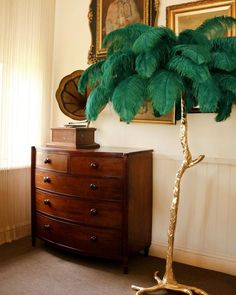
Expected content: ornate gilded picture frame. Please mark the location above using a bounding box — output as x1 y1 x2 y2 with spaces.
167 0 236 35
88 0 160 64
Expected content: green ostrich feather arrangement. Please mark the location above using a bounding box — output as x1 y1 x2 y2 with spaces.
78 16 236 123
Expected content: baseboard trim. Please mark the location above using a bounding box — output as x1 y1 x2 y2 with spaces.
149 242 236 276
0 223 31 246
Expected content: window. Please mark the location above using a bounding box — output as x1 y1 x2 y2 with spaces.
0 0 55 169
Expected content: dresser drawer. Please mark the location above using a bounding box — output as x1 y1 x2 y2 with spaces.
35 170 123 200
35 190 122 228
36 213 122 258
70 156 124 177
36 151 68 173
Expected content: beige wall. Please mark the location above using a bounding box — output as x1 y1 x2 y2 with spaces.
51 0 236 275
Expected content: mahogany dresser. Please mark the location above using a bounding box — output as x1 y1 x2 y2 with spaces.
31 146 153 273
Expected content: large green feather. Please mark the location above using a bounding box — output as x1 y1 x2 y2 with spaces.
102 23 150 54
85 86 109 121
213 73 236 98
172 44 211 65
133 26 177 54
211 37 236 53
196 16 236 39
112 75 148 123
135 50 161 78
178 29 209 46
101 50 135 91
193 78 221 112
148 70 183 115
78 60 104 94
215 95 233 122
212 74 236 120
210 51 236 72
168 55 210 83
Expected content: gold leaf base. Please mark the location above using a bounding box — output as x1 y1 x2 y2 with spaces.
132 271 209 295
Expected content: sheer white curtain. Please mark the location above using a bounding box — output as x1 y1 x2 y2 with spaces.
0 0 55 244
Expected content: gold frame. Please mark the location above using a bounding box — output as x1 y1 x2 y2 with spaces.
132 102 176 124
88 0 160 64
167 0 236 34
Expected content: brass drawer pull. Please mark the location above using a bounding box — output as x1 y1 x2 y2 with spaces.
90 208 97 215
90 183 98 190
43 199 51 205
43 224 51 231
43 158 51 164
43 176 51 183
90 162 98 169
90 235 97 242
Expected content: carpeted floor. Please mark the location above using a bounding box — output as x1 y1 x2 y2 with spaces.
0 237 235 295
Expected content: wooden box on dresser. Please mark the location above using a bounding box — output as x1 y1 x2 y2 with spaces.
31 146 153 273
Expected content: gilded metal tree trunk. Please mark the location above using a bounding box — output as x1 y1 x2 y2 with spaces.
132 95 208 295
163 95 205 285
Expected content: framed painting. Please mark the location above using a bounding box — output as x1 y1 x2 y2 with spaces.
166 0 236 113
167 0 236 35
87 0 160 64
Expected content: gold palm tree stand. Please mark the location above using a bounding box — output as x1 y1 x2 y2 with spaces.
132 96 208 295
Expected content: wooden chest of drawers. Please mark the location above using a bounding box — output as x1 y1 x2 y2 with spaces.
31 146 153 272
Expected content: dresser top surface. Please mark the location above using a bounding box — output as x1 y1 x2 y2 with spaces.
35 146 153 156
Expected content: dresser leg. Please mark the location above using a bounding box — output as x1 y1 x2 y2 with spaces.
123 257 129 274
123 265 128 274
144 246 150 257
32 236 36 247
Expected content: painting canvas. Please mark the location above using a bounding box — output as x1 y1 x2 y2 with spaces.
132 102 175 124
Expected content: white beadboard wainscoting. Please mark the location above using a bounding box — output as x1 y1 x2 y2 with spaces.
150 153 236 276
1 157 235 276
0 168 31 245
